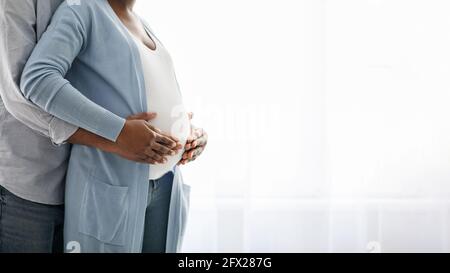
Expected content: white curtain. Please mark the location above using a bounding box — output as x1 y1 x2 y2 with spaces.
136 0 450 252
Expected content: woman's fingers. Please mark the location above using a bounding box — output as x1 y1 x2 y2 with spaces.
185 135 195 149
177 124 208 166
190 140 197 149
193 146 205 159
182 146 205 160
195 134 208 147
178 159 188 165
189 154 200 163
185 128 207 149
196 128 204 138
186 134 194 143
186 134 208 151
195 147 204 157
179 150 202 165
181 130 208 163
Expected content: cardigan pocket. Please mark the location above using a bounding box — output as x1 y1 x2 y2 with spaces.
78 175 129 246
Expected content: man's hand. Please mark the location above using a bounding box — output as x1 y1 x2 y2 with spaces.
116 113 182 164
68 112 182 165
178 112 208 165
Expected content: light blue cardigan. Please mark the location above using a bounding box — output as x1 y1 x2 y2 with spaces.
21 0 190 253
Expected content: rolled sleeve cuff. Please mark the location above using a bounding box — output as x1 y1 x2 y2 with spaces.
48 117 79 146
48 84 126 143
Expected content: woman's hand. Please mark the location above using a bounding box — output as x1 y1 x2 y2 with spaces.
178 112 208 165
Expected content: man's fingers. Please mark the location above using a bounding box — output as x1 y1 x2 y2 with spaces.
155 134 179 150
167 134 180 144
127 112 157 121
143 147 166 163
151 152 166 163
122 153 160 165
123 154 148 164
146 112 158 121
152 142 176 156
146 123 162 134
156 134 177 147
146 124 181 146
139 158 158 165
139 156 158 165
145 123 181 148
147 158 159 164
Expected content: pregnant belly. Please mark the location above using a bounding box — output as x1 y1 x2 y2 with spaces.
147 95 190 180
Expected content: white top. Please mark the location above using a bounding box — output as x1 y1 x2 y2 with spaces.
129 28 190 180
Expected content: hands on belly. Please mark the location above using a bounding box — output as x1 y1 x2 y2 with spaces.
178 112 208 166
102 111 207 166
114 112 183 164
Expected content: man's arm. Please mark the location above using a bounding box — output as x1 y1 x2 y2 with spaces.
20 3 181 160
0 0 178 163
68 112 164 164
0 0 77 145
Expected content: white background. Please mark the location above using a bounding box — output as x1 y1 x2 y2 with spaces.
136 0 450 252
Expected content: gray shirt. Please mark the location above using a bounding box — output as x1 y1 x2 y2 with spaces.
0 0 79 205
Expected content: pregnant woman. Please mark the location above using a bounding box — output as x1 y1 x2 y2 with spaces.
20 0 207 252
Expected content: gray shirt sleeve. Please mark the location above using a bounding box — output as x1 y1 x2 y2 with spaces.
0 0 78 145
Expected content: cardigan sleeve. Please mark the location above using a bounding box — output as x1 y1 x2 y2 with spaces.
0 0 78 145
20 4 126 142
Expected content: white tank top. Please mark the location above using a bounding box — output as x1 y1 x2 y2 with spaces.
128 28 190 180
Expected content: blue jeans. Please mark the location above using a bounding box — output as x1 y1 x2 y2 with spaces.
142 171 174 253
0 173 172 253
0 186 64 253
